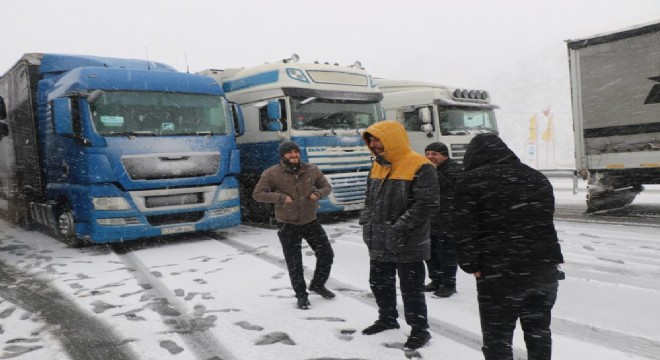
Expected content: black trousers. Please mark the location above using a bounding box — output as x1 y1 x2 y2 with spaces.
369 260 428 330
476 267 559 360
277 220 334 298
426 233 458 288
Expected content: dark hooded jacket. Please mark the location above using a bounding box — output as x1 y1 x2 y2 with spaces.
452 133 564 275
431 157 463 237
359 121 440 263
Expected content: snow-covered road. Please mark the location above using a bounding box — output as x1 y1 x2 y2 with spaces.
1 181 659 360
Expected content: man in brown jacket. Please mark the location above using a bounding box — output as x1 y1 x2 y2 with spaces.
253 140 335 310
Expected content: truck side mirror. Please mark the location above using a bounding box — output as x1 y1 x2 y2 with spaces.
86 89 104 104
419 107 431 123
421 123 434 135
267 100 282 120
0 122 8 139
230 103 245 136
52 98 74 136
0 96 6 120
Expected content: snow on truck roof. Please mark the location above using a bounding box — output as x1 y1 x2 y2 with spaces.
199 56 380 96
566 20 660 50
376 79 456 94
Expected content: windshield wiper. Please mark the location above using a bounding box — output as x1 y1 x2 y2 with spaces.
130 131 156 136
300 97 317 105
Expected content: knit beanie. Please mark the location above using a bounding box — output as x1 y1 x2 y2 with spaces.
424 142 449 157
279 140 301 158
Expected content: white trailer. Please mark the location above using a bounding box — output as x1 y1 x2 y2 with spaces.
378 79 499 162
567 21 660 212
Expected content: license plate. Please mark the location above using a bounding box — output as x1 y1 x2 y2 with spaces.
161 224 195 235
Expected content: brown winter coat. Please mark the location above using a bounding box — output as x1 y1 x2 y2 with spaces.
252 162 332 225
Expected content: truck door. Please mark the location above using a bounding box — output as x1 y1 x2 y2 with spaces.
400 106 434 155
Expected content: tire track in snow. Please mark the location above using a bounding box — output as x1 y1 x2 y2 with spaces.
216 231 660 360
0 259 140 360
211 233 521 358
552 318 660 359
112 245 239 360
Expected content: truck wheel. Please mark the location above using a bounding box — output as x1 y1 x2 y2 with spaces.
586 174 639 213
10 198 34 230
57 204 86 247
587 188 638 213
15 210 34 231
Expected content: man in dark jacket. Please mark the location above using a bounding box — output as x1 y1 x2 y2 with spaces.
359 121 440 350
453 133 564 360
423 142 463 298
253 141 335 310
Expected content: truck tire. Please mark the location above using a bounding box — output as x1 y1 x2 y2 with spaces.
56 203 86 247
14 208 34 231
586 174 639 213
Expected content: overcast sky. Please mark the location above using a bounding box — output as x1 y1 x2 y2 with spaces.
4 0 658 81
3 0 659 168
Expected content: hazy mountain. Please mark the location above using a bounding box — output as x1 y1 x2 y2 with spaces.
486 44 575 169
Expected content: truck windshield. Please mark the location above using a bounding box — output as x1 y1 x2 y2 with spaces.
90 91 230 136
438 106 498 136
289 97 380 131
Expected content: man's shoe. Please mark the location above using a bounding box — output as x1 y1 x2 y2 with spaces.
309 285 336 299
361 320 400 335
297 297 311 310
432 286 457 298
404 329 431 350
424 281 440 292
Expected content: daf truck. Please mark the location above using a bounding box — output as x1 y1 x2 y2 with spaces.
0 53 243 245
567 22 660 212
201 55 382 222
378 79 499 162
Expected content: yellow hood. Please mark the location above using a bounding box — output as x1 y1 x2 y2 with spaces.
363 120 431 181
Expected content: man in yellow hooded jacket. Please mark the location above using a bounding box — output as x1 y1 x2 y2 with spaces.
359 121 440 350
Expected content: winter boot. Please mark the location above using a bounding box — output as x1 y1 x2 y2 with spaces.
424 280 440 292
309 285 336 299
297 296 311 310
404 328 431 350
361 320 400 335
432 285 457 298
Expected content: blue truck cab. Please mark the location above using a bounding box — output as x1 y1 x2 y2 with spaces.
0 53 243 245
200 55 383 222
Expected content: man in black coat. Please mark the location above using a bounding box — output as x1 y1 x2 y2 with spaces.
452 133 564 360
359 121 440 350
423 142 463 298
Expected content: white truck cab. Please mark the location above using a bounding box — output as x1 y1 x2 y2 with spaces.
378 79 499 162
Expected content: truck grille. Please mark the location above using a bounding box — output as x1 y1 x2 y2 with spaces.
146 211 204 226
145 193 204 208
129 186 217 212
326 171 369 205
450 143 468 163
305 146 372 172
122 152 220 180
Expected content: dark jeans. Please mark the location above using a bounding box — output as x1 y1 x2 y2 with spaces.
369 260 428 330
426 233 457 288
277 220 334 298
476 267 559 360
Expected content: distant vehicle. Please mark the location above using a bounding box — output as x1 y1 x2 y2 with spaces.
378 79 499 162
0 53 244 245
567 21 660 212
200 55 382 222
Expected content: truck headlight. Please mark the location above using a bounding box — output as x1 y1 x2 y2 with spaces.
217 188 239 202
93 197 130 210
